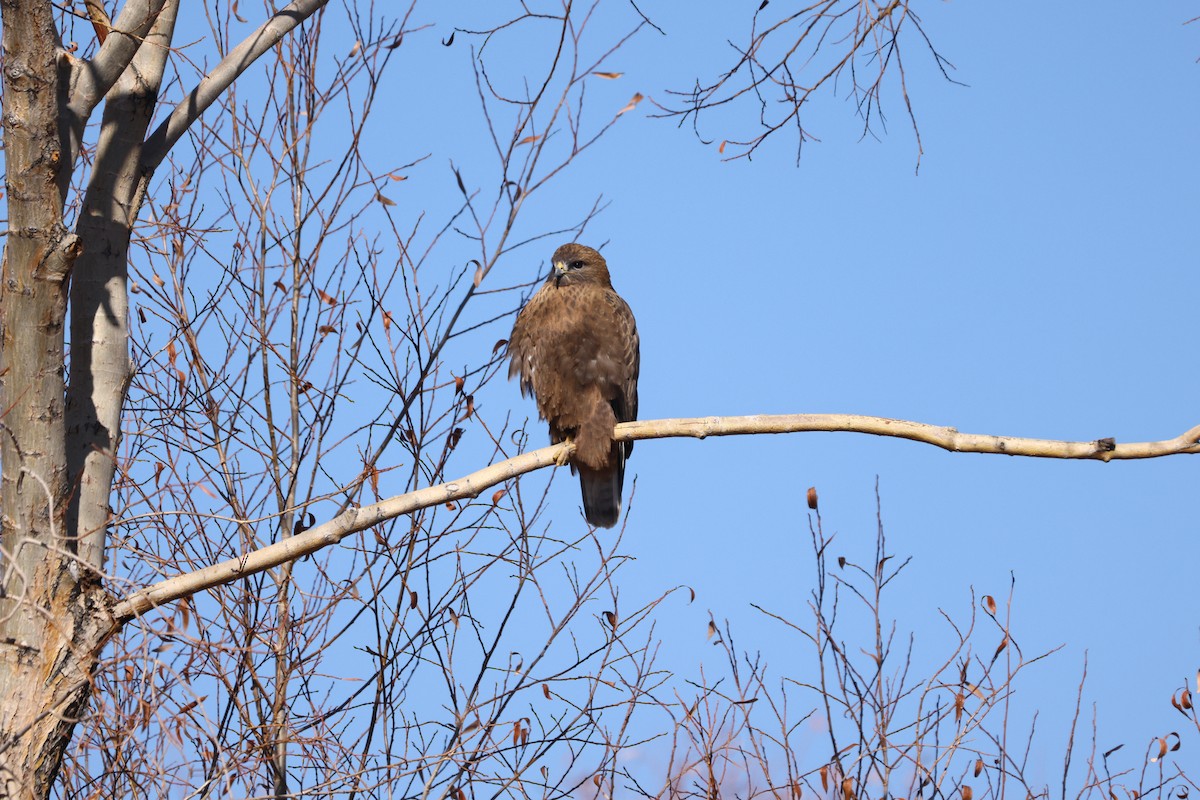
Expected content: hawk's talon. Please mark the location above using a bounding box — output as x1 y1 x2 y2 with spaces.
554 440 575 467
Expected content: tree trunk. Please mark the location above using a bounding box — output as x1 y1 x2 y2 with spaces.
0 2 115 797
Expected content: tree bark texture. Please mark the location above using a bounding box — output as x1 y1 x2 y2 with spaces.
0 2 113 797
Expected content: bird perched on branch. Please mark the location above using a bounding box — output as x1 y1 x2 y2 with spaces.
507 243 640 528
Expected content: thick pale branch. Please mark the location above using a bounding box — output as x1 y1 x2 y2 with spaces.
614 414 1200 460
112 413 1200 622
67 3 179 573
140 0 329 172
66 0 167 143
113 444 566 621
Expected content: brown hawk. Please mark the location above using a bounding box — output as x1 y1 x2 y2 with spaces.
507 243 640 528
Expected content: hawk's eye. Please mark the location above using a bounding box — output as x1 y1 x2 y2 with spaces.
569 260 585 270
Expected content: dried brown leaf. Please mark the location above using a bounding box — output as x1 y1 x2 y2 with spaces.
991 635 1009 664
84 0 110 43
376 192 396 207
491 488 506 506
806 486 818 510
593 71 623 79
618 92 644 115
984 595 997 615
316 288 337 306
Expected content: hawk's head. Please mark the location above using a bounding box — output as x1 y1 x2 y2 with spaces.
550 243 611 289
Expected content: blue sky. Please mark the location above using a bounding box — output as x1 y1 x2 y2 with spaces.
405 0 1200 777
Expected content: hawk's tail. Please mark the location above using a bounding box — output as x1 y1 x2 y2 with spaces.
578 453 624 529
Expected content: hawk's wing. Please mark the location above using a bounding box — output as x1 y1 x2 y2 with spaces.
506 289 545 401
606 291 640 455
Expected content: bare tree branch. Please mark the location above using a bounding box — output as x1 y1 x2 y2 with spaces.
113 412 1200 621
66 2 180 573
140 0 330 173
63 0 168 170
656 0 957 165
616 413 1200 460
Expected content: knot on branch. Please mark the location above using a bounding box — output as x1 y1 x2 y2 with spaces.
35 230 82 283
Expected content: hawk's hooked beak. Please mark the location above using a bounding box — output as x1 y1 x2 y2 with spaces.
552 262 568 287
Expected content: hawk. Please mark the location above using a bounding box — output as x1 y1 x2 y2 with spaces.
507 243 640 528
